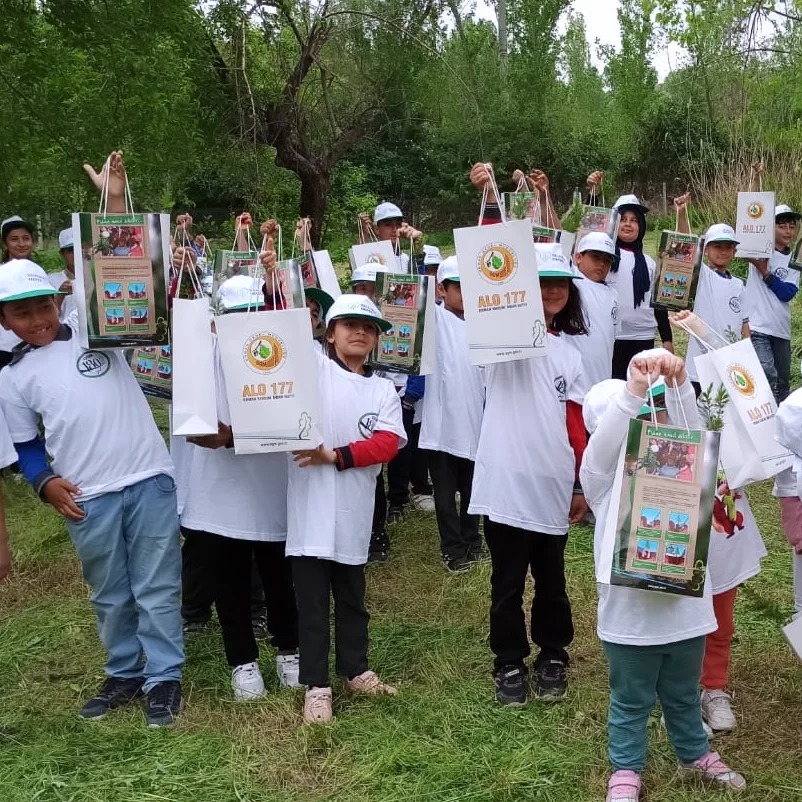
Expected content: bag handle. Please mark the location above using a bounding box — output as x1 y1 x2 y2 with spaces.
477 163 506 226
673 317 730 352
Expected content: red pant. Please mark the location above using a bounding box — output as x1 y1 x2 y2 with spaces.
701 587 738 690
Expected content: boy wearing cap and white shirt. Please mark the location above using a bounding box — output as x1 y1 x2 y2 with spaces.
420 256 486 572
361 202 423 274
0 259 184 727
49 227 78 321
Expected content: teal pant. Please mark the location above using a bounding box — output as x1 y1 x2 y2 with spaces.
603 637 708 771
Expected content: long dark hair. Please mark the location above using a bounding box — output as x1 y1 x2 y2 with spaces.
551 281 588 336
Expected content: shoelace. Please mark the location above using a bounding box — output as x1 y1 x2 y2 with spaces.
150 683 179 710
692 751 738 781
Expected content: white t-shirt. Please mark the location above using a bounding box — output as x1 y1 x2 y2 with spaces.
569 279 619 388
177 337 288 541
468 334 583 535
0 313 173 500
285 352 406 564
48 270 78 321
686 264 748 381
746 249 800 339
580 383 717 645
0 412 17 469
606 249 658 339
420 304 485 460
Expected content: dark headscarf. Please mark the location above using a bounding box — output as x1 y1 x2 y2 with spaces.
610 206 649 308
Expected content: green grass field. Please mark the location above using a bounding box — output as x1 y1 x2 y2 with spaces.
2 239 802 800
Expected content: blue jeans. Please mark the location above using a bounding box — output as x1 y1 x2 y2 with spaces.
751 331 791 404
66 474 184 691
603 637 708 772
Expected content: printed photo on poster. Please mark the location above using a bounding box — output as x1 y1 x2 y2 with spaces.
651 231 703 311
129 344 172 400
576 206 621 249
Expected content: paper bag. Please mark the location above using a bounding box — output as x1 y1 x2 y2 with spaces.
453 219 548 365
735 191 775 259
532 226 576 261
651 231 703 311
783 615 802 661
215 308 322 454
348 241 399 272
171 297 218 436
575 206 621 252
312 250 342 299
130 345 172 400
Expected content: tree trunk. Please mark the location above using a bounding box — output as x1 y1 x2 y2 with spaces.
496 0 508 68
298 167 330 250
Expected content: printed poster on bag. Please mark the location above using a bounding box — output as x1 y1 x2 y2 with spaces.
735 191 775 259
576 206 621 252
502 192 541 225
608 419 720 597
454 218 547 365
129 345 172 400
73 212 171 349
215 308 322 455
651 231 703 311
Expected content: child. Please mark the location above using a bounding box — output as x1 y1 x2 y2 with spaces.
49 227 78 321
580 350 746 800
0 259 184 727
359 202 423 274
1 216 35 263
175 274 301 700
469 245 588 705
419 256 486 573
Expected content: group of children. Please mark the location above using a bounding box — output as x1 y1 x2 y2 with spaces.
0 153 800 799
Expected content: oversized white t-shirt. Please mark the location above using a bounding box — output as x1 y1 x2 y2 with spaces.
580 383 717 645
569 279 619 388
285 352 406 564
419 304 485 460
177 337 288 541
0 412 17 469
606 249 658 340
48 270 78 321
0 312 173 500
686 264 748 381
746 249 800 339
468 334 583 535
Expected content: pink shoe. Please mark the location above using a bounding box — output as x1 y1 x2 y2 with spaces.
606 770 641 801
682 751 746 791
345 670 397 696
303 687 333 724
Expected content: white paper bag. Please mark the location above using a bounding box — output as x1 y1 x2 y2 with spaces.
694 337 792 486
312 250 342 299
735 191 775 259
215 308 322 454
171 298 217 436
783 615 802 661
454 219 548 365
348 241 399 272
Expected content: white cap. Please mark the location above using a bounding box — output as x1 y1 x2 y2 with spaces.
534 243 583 279
0 259 61 303
436 255 460 283
613 194 649 214
350 264 379 285
373 202 404 224
1 215 34 240
703 223 739 245
325 293 391 332
583 379 627 434
58 228 73 250
576 231 616 256
776 204 802 220
216 274 264 311
423 244 442 266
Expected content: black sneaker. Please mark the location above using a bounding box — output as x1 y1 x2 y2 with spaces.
146 680 183 728
466 544 490 564
387 505 405 524
251 614 271 641
79 676 145 720
368 528 389 564
442 553 471 573
182 619 209 636
494 665 528 706
534 659 567 702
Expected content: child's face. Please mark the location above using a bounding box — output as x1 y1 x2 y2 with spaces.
352 281 375 300
776 218 798 250
5 229 33 260
440 281 464 315
618 211 640 244
0 296 60 346
705 242 736 271
376 219 402 242
540 277 570 322
326 318 378 360
306 298 321 330
575 249 613 282
60 247 75 275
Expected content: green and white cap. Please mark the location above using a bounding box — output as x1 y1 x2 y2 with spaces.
325 293 392 333
0 259 62 302
217 274 264 311
703 223 739 245
534 243 583 279
350 264 381 285
436 255 460 283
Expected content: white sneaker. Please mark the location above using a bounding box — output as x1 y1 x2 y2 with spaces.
232 662 266 701
276 652 301 688
701 689 737 732
412 493 435 512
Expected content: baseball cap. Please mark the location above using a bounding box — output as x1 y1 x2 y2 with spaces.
583 379 627 434
703 223 739 245
535 243 583 279
1 216 34 241
776 204 802 221
423 244 442 266
0 259 62 303
305 287 334 319
613 194 649 215
216 274 264 311
350 264 379 285
437 255 460 283
58 228 73 250
576 232 616 256
373 202 404 224
325 293 392 333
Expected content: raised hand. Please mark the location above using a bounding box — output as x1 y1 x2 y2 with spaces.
83 151 127 212
469 162 493 192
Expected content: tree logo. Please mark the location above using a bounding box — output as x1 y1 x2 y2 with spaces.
726 363 756 398
747 202 764 219
76 351 111 378
477 243 516 283
358 412 378 438
243 332 286 374
366 252 388 265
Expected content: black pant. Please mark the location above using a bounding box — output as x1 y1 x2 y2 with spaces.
181 528 267 624
428 450 481 556
182 529 298 666
292 557 370 688
373 474 386 534
612 338 656 381
409 422 432 494
484 519 573 670
386 403 415 507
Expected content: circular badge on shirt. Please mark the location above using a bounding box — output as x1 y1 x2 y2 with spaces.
611 302 619 323
728 297 741 313
554 374 567 401
242 332 286 375
358 412 378 439
775 267 789 280
76 351 111 378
